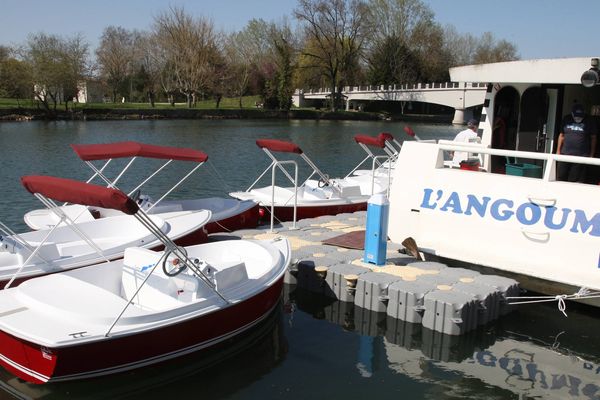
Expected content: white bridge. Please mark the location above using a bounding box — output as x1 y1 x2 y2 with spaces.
292 82 487 124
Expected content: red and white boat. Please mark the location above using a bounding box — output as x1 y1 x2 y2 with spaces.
0 176 290 384
23 141 259 235
349 133 399 178
229 139 390 224
0 177 211 288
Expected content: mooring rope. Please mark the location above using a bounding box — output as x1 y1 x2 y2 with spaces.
507 287 600 317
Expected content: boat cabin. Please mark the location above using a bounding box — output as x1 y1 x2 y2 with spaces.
450 57 600 181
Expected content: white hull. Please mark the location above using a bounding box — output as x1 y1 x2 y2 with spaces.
0 237 290 383
24 198 256 231
389 141 600 294
0 210 211 284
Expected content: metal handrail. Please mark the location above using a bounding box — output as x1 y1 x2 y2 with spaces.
4 192 119 289
270 160 298 232
435 141 600 182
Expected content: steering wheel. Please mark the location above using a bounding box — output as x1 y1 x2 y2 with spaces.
162 250 188 277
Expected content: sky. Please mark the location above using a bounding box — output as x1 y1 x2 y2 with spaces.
0 0 598 60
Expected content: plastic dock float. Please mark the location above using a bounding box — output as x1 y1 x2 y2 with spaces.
212 211 520 336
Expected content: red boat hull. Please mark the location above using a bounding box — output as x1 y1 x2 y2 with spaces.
0 277 284 384
205 203 260 234
259 202 367 223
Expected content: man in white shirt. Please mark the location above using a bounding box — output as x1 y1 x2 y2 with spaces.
452 118 479 166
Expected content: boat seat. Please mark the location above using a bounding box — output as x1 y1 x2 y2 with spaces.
121 247 200 310
213 260 248 291
338 185 362 197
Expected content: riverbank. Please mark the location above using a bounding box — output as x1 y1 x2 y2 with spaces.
0 107 452 123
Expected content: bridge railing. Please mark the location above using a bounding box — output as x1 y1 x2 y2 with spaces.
295 82 487 95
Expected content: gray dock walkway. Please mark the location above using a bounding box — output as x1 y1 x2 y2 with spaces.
209 211 519 335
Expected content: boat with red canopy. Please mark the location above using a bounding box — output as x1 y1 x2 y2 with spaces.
229 138 391 225
0 176 211 287
0 176 290 384
23 141 259 235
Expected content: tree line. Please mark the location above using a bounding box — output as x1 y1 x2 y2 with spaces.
0 0 518 113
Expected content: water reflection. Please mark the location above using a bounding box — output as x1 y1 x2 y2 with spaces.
288 286 600 400
1 284 599 399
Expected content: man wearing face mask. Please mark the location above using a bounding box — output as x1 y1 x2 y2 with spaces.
556 103 597 182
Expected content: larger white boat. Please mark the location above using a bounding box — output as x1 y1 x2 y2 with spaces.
388 57 600 304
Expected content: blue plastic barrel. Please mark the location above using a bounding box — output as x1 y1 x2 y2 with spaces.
363 194 389 265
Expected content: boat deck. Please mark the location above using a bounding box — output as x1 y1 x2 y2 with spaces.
209 211 520 336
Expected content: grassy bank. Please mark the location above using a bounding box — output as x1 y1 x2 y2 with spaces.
0 96 451 123
0 95 263 110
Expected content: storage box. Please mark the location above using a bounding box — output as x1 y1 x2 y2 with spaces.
505 163 542 178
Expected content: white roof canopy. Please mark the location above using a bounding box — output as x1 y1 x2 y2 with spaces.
450 57 597 85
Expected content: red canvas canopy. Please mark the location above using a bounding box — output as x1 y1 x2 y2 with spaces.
71 142 208 163
21 176 139 215
354 134 385 148
256 139 303 154
378 132 394 142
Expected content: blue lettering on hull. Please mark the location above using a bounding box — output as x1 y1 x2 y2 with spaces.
420 188 600 237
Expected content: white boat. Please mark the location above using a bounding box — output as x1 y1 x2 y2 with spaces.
0 176 211 287
388 57 600 305
230 139 390 225
348 133 399 177
0 175 290 384
23 141 259 234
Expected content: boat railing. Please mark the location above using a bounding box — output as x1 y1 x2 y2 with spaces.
84 157 203 212
0 220 49 265
4 193 113 289
269 160 298 232
248 145 342 198
436 140 600 181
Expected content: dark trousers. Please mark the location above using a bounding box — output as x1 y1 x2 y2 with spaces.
557 161 586 182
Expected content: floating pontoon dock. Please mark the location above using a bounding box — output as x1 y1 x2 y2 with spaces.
209 211 519 336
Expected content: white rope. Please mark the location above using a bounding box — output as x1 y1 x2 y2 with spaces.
555 295 567 317
507 287 600 317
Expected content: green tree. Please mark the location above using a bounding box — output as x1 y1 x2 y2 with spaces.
96 26 134 103
0 58 32 105
472 32 519 64
25 33 89 113
229 18 296 110
132 32 163 107
295 0 369 111
153 6 222 108
366 35 421 84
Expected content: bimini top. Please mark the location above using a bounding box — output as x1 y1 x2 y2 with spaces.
378 132 394 142
354 134 385 148
449 57 596 85
71 142 208 163
256 139 303 154
21 175 139 215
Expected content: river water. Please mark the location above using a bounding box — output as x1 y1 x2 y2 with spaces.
0 119 599 400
